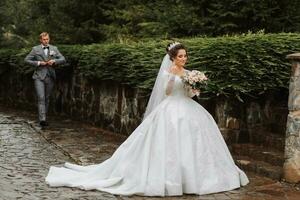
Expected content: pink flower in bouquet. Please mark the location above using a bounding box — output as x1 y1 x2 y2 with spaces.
182 70 208 90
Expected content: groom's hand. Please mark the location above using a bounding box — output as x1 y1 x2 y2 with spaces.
47 60 56 66
39 61 48 66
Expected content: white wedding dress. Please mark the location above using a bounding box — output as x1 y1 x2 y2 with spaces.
46 71 249 196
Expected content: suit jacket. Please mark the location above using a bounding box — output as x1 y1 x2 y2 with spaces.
25 44 66 80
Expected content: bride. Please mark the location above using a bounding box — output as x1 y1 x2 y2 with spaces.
46 42 249 196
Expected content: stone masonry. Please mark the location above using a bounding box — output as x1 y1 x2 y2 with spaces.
284 53 300 183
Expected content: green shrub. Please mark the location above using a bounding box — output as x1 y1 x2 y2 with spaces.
1 33 300 100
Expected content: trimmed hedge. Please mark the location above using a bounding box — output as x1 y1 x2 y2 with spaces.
1 33 299 100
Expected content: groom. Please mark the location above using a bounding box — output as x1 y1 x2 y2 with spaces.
25 32 66 127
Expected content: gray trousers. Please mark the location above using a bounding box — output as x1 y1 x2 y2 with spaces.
34 75 54 122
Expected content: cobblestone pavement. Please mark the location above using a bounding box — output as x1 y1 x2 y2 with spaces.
0 106 300 200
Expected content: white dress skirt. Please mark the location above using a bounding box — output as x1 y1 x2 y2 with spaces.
46 73 249 196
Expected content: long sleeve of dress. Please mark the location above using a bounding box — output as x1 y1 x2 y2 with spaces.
164 74 176 96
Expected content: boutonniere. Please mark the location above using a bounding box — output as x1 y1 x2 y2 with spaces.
49 50 56 56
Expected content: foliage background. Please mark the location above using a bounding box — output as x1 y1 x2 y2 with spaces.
0 0 300 47
1 33 299 100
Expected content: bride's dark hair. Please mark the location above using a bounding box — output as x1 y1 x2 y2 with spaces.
167 43 187 61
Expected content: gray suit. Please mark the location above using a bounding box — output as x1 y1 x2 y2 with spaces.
25 44 66 122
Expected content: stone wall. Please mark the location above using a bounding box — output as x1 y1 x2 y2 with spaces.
283 53 300 183
0 66 287 146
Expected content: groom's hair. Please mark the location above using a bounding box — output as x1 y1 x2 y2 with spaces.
39 32 49 39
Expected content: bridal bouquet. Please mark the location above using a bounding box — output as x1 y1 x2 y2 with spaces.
182 70 208 96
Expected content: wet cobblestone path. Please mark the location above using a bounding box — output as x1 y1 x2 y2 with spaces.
0 107 300 200
0 112 118 200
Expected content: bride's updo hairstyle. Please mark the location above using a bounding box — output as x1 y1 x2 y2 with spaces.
167 42 187 61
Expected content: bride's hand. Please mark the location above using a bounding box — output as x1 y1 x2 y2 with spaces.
192 89 200 96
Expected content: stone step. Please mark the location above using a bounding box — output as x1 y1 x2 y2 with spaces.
231 143 284 167
251 131 285 152
234 155 283 180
